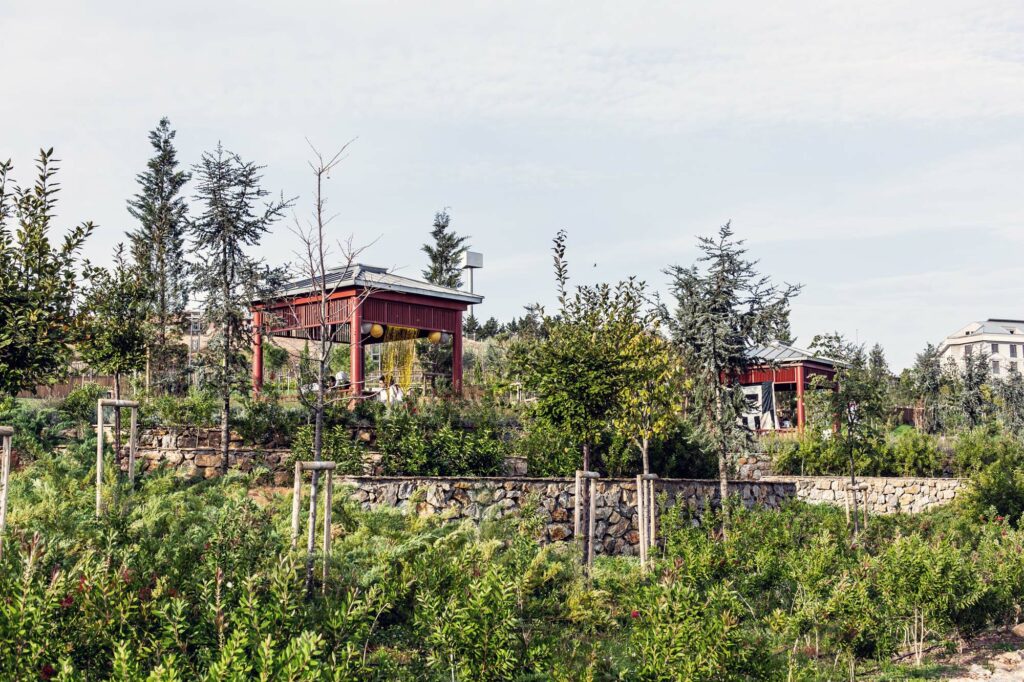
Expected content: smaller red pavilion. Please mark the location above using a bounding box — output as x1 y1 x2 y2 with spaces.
250 264 483 396
737 343 839 432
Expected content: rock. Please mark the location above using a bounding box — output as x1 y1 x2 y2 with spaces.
194 453 220 468
547 524 572 541
1011 623 1024 638
991 650 1023 670
967 663 993 678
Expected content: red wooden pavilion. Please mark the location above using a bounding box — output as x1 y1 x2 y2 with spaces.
250 264 483 396
737 343 839 432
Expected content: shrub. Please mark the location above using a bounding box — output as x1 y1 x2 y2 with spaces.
58 383 110 428
143 386 219 428
236 387 302 446
376 405 508 476
889 428 944 477
510 417 579 477
290 424 366 475
952 424 1023 476
958 454 1024 524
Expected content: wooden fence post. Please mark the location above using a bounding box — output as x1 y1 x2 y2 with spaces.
291 460 338 589
0 426 12 558
95 399 141 516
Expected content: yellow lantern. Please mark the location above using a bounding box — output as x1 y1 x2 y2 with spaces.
370 324 385 339
427 330 442 344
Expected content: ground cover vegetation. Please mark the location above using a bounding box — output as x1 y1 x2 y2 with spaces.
0 436 1023 680
8 127 1024 678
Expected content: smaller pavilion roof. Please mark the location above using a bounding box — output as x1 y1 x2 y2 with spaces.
745 342 841 367
261 264 484 305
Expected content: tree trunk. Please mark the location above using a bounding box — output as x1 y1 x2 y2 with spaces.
113 372 122 464
306 359 326 590
848 440 859 537
220 331 231 475
714 389 730 534
641 436 650 476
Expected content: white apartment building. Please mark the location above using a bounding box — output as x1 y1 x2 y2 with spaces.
938 319 1024 376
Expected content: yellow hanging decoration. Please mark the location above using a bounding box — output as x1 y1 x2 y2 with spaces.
380 326 418 392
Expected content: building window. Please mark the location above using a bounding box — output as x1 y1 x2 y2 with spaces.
992 343 1000 354
992 360 1001 374
1012 345 1018 358
965 344 973 357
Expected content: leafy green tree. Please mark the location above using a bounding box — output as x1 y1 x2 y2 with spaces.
126 118 191 388
516 230 645 472
79 245 150 402
613 325 686 474
0 150 93 397
665 223 800 517
421 209 469 391
808 338 887 535
190 144 291 473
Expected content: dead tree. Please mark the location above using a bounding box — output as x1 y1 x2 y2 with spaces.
276 140 377 588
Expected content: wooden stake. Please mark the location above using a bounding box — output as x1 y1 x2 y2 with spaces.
0 426 12 558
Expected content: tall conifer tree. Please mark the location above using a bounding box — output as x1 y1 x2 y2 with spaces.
127 118 191 387
420 209 469 390
190 144 291 473
421 209 468 288
665 223 799 529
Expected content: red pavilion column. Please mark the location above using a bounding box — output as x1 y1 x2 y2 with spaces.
452 310 463 396
795 364 806 432
252 310 263 394
349 301 363 396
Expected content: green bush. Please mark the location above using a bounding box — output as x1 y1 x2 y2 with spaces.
376 404 507 476
291 424 366 475
770 428 947 478
236 387 302 446
889 427 944 476
510 417 578 477
143 386 219 428
952 424 1023 476
58 383 110 428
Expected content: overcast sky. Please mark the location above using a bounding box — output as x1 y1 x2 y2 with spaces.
4 1 1023 369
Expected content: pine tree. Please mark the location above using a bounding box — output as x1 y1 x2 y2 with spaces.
421 210 468 288
665 223 800 526
127 118 191 388
420 209 469 391
0 150 93 397
190 144 292 473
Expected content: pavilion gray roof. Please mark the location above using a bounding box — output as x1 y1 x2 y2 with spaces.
745 342 840 367
265 264 484 305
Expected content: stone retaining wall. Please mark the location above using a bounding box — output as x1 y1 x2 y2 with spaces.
341 476 795 556
764 475 965 514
